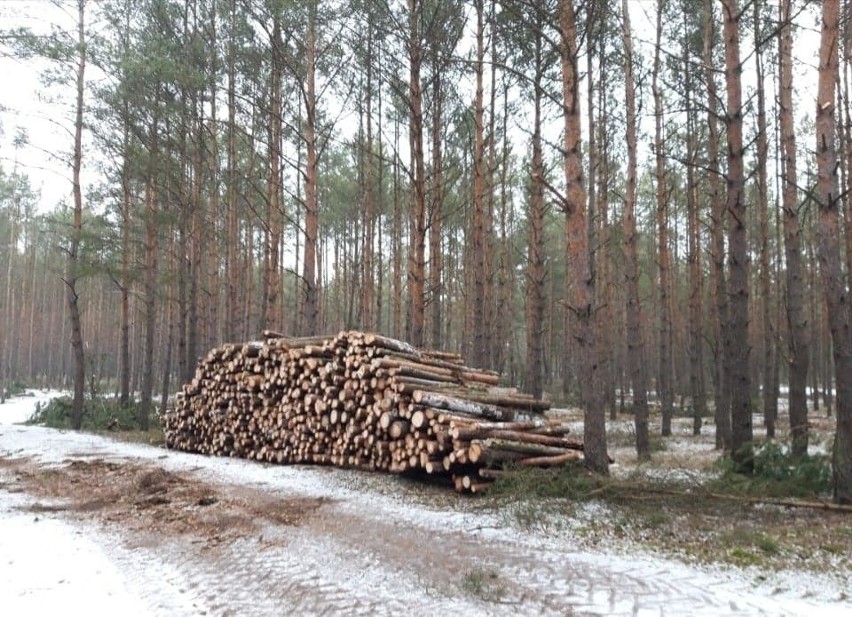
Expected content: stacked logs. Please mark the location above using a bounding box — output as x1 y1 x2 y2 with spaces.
162 331 583 492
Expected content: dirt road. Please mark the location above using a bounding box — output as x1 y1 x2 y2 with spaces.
1 415 848 616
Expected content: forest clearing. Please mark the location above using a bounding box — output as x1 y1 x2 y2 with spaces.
2 390 851 616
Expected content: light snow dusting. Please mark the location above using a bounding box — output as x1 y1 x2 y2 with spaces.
1 391 850 616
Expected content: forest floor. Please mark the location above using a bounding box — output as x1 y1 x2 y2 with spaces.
1 390 850 616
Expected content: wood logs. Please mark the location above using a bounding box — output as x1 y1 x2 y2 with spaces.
162 331 584 492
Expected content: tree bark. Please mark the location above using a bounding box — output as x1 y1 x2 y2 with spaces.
815 0 852 503
720 0 753 470
526 10 546 400
621 0 650 460
684 23 707 436
362 21 376 333
139 111 159 434
406 0 426 348
653 0 674 437
265 10 283 332
225 0 239 343
66 0 87 431
704 0 730 451
779 0 809 458
754 0 777 438
471 0 489 369
118 2 132 406
302 1 320 335
559 0 608 474
428 41 443 349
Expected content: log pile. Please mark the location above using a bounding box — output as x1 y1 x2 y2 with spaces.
162 331 583 492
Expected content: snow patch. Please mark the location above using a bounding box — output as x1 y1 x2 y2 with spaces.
0 392 850 616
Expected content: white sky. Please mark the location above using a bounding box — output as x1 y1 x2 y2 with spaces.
0 0 85 208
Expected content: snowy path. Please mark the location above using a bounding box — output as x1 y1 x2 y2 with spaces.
1 392 850 616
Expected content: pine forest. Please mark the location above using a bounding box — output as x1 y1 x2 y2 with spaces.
1 0 852 505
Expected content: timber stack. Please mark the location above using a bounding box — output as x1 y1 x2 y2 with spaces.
162 331 583 492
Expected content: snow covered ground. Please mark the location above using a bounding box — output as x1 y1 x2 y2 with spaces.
1 390 850 616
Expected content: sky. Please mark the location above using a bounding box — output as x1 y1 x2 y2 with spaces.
0 0 83 209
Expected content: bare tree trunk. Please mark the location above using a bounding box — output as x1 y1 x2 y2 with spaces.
494 87 513 376
621 0 650 460
66 0 87 430
159 242 175 419
139 112 159 433
683 28 707 436
559 0 608 474
428 47 443 348
653 0 674 436
587 8 613 419
471 0 489 368
779 0 809 458
704 0 730 450
188 123 202 374
754 0 777 438
392 115 402 339
526 11 546 400
595 41 614 419
119 150 132 405
406 0 426 348
206 0 220 348
225 0 238 343
376 49 386 335
302 2 319 335
264 11 283 332
178 176 189 383
720 0 753 470
0 189 11 402
816 0 852 503
809 236 821 414
116 1 133 401
486 0 500 371
362 24 376 333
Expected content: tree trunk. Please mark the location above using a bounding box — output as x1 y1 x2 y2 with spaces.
754 0 777 438
303 2 319 335
428 46 443 349
225 0 239 343
621 0 650 461
720 0 753 470
66 0 87 431
362 24 376 333
392 115 403 339
264 11 283 332
206 0 220 349
526 13 546 400
653 0 674 437
779 0 809 458
684 26 707 436
471 0 489 369
486 0 500 371
139 107 160 434
587 8 612 419
119 151 131 406
815 0 852 504
159 246 175 419
406 0 426 348
704 0 730 451
559 0 608 474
